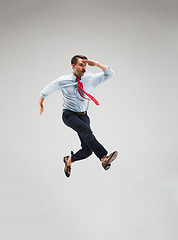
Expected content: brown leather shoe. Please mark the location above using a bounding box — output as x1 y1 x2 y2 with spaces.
102 151 118 170
63 156 71 177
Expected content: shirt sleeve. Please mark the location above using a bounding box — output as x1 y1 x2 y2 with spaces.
40 77 62 98
90 68 115 88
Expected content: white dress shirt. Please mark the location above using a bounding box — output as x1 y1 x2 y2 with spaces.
40 68 114 112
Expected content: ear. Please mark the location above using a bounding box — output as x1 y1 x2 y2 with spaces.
72 64 75 70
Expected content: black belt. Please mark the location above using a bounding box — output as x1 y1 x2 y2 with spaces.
63 109 87 115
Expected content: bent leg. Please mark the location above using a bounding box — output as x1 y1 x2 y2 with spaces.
62 111 107 162
71 134 93 162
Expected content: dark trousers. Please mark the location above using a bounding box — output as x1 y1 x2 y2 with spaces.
62 111 108 163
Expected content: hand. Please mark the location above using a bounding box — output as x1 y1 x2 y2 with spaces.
39 97 44 115
82 59 109 70
83 59 96 67
40 104 44 115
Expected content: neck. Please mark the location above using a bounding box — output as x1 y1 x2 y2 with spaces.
74 74 81 79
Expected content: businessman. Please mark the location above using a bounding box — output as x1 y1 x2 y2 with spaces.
39 55 118 177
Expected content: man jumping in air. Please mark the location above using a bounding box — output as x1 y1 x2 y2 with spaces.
39 55 118 177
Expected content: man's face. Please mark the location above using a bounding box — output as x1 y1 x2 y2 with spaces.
72 58 87 78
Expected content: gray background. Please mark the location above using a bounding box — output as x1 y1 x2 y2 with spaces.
0 0 178 239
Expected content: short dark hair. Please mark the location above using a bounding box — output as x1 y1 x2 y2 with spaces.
71 55 88 65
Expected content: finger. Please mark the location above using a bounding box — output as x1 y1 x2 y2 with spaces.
82 59 87 63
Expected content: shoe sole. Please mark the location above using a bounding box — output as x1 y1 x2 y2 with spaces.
105 164 111 170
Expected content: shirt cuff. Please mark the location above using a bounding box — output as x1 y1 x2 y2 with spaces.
40 92 46 98
103 67 115 77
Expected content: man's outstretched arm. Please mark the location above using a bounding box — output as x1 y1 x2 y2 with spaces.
39 77 62 115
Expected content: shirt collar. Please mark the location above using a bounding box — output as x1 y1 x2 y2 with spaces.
71 73 84 82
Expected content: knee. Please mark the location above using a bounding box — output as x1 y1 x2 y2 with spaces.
85 149 92 158
81 128 93 139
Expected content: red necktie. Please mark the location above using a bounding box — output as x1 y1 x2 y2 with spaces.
76 77 100 105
